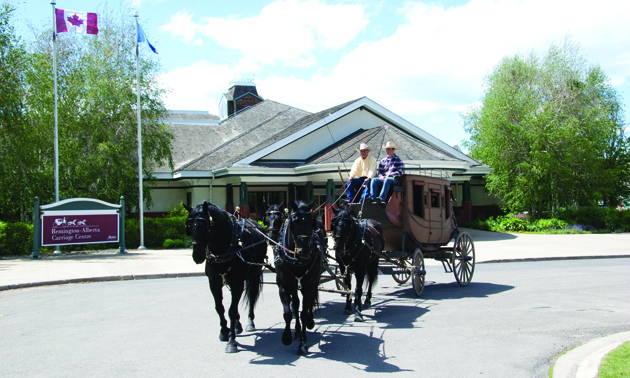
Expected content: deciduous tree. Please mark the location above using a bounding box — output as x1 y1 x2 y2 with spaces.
463 38 629 214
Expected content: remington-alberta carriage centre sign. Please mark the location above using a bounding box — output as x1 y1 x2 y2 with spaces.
38 198 121 246
42 213 119 246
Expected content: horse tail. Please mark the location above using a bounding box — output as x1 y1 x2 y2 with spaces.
243 267 263 310
366 255 379 289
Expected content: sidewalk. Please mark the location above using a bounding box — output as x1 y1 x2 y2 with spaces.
1 229 629 378
2 228 629 290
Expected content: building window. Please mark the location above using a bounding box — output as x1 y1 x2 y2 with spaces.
248 191 287 219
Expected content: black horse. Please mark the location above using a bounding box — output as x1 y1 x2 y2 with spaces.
262 201 285 246
184 201 267 353
276 200 325 355
331 205 383 321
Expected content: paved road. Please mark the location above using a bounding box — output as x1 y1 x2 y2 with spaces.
2 258 628 377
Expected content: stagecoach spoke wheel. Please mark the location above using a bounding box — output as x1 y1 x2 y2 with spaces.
412 249 425 297
452 232 475 287
392 258 411 284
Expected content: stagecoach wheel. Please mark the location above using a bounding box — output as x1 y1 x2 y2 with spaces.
452 232 475 287
392 258 411 284
412 249 425 297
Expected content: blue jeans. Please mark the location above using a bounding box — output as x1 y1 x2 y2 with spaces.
370 177 399 201
347 178 369 202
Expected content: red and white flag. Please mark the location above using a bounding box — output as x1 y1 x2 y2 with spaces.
55 9 98 35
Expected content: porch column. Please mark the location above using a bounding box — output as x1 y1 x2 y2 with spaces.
288 183 295 203
226 184 234 213
463 181 472 222
324 179 335 231
239 182 250 219
306 182 314 203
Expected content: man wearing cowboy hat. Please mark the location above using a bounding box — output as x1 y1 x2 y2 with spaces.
370 141 405 203
346 143 378 202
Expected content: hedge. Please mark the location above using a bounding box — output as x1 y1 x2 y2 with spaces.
0 222 34 256
0 215 190 256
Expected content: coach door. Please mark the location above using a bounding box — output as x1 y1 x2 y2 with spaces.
428 183 443 243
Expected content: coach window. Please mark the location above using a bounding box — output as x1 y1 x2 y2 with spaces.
431 191 440 208
412 181 425 218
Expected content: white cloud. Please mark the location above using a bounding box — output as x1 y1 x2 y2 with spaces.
269 0 630 115
160 11 199 44
160 61 234 111
162 0 630 147
160 0 370 69
127 0 166 8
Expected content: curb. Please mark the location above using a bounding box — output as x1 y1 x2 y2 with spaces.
553 331 630 378
479 255 630 264
0 272 206 292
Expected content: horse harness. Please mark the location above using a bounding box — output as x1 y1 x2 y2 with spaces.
276 215 324 290
191 212 267 287
337 219 379 272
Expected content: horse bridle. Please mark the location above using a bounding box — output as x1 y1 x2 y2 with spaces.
264 210 285 234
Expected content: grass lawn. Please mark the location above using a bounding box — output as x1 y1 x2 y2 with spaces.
598 341 630 377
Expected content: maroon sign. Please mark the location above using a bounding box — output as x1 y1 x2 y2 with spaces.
41 213 119 246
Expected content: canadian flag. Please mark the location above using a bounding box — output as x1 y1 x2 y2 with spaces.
55 9 98 35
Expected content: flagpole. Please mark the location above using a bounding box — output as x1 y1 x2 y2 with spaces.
134 12 146 250
51 0 61 255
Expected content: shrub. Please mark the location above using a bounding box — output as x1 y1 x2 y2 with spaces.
163 239 185 249
556 207 630 232
532 218 568 231
0 222 33 256
143 216 188 248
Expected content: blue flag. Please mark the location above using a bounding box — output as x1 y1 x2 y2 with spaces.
137 21 157 54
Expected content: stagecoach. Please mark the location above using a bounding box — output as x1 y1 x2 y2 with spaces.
339 173 476 297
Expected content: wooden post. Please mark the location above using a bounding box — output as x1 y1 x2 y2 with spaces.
119 196 127 254
31 197 40 259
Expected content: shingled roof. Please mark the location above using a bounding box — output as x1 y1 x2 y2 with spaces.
158 97 483 176
305 124 461 166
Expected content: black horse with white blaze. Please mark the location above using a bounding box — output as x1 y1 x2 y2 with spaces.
331 205 383 321
184 201 267 353
275 200 325 355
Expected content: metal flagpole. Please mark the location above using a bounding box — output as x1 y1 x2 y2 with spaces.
51 0 61 255
134 12 146 250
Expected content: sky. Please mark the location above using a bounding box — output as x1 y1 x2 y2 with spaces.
16 0 630 151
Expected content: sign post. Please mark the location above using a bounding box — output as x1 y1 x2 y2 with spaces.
32 197 41 259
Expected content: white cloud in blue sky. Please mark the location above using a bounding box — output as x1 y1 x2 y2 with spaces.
16 0 630 149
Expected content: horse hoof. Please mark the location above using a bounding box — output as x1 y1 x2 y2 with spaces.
219 331 229 342
297 344 309 356
306 318 315 330
245 322 255 333
282 331 293 346
235 321 243 335
225 342 238 353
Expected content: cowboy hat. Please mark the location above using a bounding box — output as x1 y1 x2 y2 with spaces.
356 143 373 152
383 141 400 149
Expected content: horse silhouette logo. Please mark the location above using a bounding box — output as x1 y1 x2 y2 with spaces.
77 220 87 226
67 219 77 226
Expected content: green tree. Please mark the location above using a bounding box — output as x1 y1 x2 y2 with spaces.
463 38 630 214
0 3 32 221
13 4 173 220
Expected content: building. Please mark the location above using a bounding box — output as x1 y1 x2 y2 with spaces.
147 81 498 224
